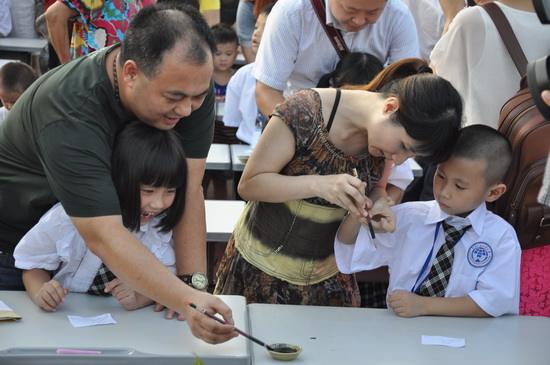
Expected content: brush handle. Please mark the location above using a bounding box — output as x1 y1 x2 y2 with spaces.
189 303 273 350
351 168 376 240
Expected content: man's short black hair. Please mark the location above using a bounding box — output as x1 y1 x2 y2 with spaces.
112 122 188 233
120 3 215 77
0 62 37 93
451 125 512 185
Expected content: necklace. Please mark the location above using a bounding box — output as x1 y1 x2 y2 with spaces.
112 54 120 104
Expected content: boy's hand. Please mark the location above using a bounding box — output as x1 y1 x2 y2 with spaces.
387 290 426 317
364 197 396 233
34 279 68 312
105 278 150 311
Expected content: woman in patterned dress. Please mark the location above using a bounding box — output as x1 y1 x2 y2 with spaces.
214 59 464 307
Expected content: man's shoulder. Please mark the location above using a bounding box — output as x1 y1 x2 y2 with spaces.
384 0 415 17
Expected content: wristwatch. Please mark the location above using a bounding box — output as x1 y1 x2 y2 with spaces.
178 272 208 291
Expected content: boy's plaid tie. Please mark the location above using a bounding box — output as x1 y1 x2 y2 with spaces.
415 221 471 297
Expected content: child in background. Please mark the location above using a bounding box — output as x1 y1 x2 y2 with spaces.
222 3 274 146
335 125 521 317
14 122 188 312
316 52 383 88
0 62 37 124
211 22 240 144
203 23 239 199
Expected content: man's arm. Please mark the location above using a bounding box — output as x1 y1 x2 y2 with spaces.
255 81 284 119
45 1 75 64
72 215 237 344
173 158 207 276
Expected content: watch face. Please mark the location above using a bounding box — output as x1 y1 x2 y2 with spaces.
191 273 208 290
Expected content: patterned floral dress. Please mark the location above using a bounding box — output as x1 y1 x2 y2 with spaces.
62 0 151 60
214 89 386 306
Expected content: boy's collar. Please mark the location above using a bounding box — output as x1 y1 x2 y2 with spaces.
425 201 487 236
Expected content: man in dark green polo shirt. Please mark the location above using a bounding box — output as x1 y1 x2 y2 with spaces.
0 4 237 344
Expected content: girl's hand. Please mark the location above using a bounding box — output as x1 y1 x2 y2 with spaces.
34 279 67 312
316 174 370 217
362 197 396 233
105 278 151 311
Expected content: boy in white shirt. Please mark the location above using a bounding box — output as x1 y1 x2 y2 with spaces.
335 125 521 317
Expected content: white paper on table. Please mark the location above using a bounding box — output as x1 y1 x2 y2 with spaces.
68 313 117 328
421 335 465 348
0 300 14 311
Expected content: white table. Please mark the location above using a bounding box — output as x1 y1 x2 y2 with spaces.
0 38 47 54
0 59 13 68
230 144 252 172
0 292 250 365
205 200 245 241
410 158 423 178
231 144 424 179
249 304 550 365
206 143 232 171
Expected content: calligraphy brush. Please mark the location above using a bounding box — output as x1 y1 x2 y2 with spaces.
189 303 275 351
352 168 376 239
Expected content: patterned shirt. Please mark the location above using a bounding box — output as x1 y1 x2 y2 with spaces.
234 89 385 285
62 0 151 59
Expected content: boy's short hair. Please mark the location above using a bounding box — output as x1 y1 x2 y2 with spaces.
451 125 512 185
211 23 238 46
0 62 37 93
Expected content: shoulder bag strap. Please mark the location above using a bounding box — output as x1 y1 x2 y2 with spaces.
310 0 349 59
482 2 528 76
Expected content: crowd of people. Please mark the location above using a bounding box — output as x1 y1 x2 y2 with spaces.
0 0 549 345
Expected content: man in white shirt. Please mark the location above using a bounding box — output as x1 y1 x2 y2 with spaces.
254 0 419 117
401 0 444 61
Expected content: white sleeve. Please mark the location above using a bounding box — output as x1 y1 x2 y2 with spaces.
335 220 401 274
223 67 245 127
468 227 521 317
429 7 485 102
387 4 420 63
13 205 70 271
253 2 300 91
387 159 414 191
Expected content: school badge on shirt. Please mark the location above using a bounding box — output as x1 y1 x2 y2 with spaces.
467 242 493 268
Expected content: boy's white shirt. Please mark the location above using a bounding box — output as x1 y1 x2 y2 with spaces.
14 203 176 292
335 200 521 317
223 62 258 145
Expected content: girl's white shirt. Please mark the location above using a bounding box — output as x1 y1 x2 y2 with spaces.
14 203 175 292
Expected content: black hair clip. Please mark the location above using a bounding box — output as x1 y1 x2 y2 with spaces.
417 65 433 74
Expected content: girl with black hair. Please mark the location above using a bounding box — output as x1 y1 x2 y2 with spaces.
14 122 188 312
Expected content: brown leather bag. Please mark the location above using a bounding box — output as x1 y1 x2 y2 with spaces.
483 3 550 249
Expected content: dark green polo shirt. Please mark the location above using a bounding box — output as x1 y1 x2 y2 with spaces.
0 46 214 247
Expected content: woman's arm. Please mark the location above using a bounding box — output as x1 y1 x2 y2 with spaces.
238 116 369 217
45 1 75 64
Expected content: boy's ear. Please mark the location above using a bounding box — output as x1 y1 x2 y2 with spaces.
485 183 507 203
